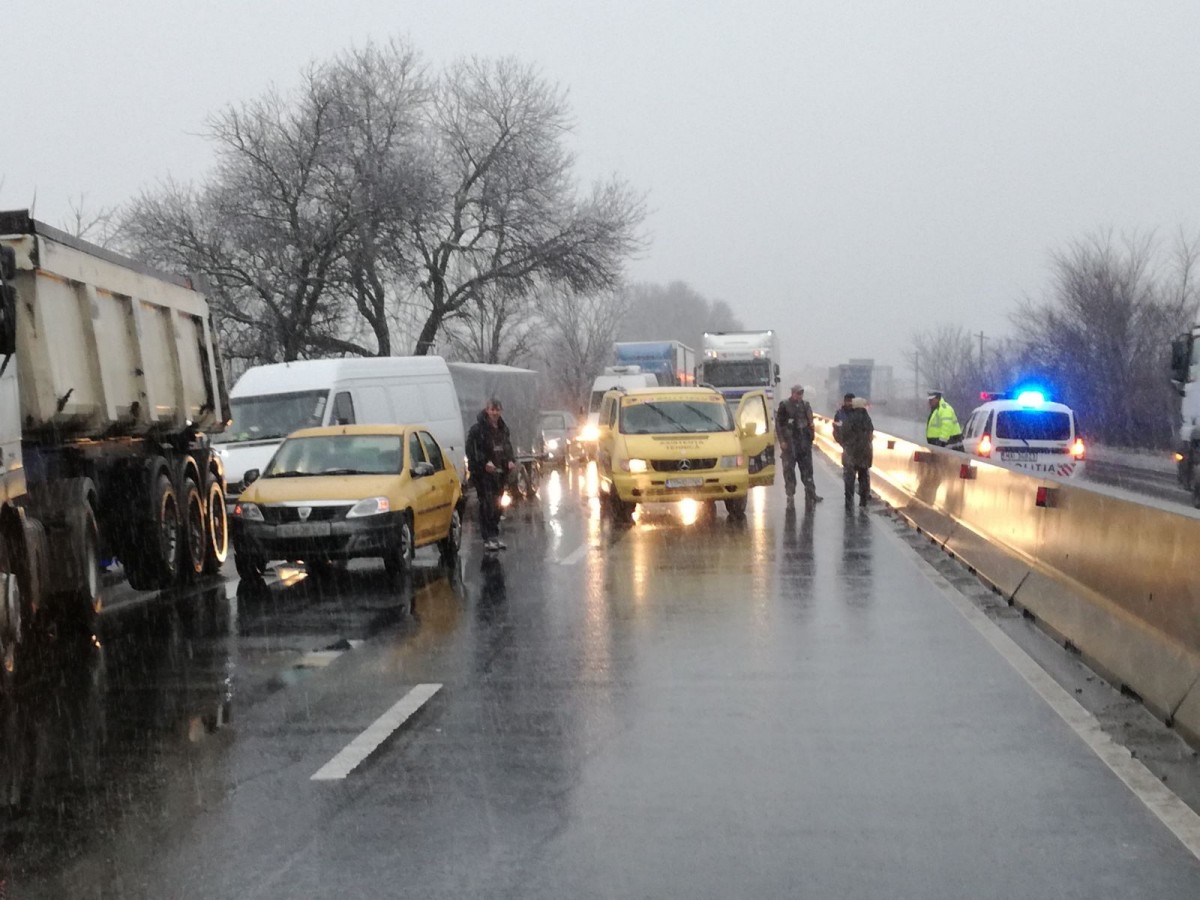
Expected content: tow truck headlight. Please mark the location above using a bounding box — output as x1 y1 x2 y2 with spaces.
621 458 648 473
346 496 391 518
718 455 745 468
234 502 264 521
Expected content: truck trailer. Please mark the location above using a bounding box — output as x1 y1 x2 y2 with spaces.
612 341 696 387
0 212 230 680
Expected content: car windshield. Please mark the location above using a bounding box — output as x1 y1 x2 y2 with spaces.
699 359 772 387
619 399 733 434
213 390 328 443
541 414 567 430
995 410 1072 441
263 434 404 476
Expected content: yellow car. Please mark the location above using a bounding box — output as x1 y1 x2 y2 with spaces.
596 386 776 521
230 424 462 580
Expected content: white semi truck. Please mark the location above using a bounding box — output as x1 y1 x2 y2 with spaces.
0 212 230 678
697 330 781 404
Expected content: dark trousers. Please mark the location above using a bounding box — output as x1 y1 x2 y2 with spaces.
474 475 503 541
781 443 816 498
843 464 870 502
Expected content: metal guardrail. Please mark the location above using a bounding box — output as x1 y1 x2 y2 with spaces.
814 415 1200 747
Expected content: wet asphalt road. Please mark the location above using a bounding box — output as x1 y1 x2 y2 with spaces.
3 461 1200 898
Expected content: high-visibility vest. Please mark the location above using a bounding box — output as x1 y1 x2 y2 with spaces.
926 398 962 442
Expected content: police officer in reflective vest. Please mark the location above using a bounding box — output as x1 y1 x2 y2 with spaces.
776 385 822 506
925 390 964 450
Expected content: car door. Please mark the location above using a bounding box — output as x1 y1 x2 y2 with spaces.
418 430 455 535
736 390 776 488
407 430 439 543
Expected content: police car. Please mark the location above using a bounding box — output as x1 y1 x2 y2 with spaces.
961 390 1086 479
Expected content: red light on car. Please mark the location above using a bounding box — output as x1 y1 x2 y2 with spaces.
977 434 993 457
1070 438 1085 460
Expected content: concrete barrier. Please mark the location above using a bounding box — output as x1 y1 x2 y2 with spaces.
814 416 1200 746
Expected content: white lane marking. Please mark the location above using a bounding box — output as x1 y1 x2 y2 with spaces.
295 650 343 669
310 683 442 781
895 529 1200 861
557 543 589 566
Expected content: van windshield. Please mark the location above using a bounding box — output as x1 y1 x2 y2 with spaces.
620 400 733 434
995 410 1072 441
214 390 329 443
700 359 772 388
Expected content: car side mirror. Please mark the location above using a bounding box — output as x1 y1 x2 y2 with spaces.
411 461 435 478
243 468 261 485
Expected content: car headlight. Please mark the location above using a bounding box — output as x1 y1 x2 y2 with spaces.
346 496 391 518
546 438 560 450
621 458 648 473
579 424 599 442
234 502 264 521
718 455 745 468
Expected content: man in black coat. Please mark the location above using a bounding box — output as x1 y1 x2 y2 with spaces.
834 393 874 510
465 398 516 551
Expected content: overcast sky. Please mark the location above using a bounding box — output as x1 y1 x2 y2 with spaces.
6 1 1200 378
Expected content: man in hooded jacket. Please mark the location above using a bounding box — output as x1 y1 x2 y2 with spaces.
466 398 516 551
835 393 874 509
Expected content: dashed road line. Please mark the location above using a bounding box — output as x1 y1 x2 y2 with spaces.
557 543 589 566
310 683 442 781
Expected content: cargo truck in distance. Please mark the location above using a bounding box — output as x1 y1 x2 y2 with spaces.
825 359 892 414
0 212 230 679
612 341 696 387
1169 325 1200 506
697 331 781 404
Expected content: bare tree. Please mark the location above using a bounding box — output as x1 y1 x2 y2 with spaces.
443 282 541 365
617 281 744 352
63 194 119 247
407 57 644 355
539 286 631 410
123 64 356 366
1011 230 1199 447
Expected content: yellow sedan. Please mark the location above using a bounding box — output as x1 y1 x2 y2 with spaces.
230 425 462 580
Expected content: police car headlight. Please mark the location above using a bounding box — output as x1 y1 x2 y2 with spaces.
346 497 391 518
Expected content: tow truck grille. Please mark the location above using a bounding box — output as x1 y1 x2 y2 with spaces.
650 458 717 472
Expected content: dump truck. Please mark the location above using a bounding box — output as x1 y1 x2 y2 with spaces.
0 211 230 679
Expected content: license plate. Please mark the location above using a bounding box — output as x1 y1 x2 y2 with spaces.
1000 451 1037 463
276 522 331 538
665 477 703 489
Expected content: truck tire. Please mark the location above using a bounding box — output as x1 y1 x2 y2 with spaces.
61 505 102 632
126 469 180 591
1 516 47 689
180 478 206 580
203 474 229 575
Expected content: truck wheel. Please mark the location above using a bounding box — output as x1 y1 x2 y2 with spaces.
180 479 206 580
127 471 180 591
203 475 229 575
62 505 102 632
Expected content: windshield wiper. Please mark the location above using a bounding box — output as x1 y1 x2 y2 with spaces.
681 404 731 432
319 468 370 475
264 469 320 478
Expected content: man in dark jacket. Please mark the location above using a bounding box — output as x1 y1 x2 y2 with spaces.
776 385 822 506
465 398 516 551
834 393 874 510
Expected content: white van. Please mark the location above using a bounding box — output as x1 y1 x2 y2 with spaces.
577 367 659 456
214 357 466 507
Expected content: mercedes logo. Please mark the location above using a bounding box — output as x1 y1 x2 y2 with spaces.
678 459 691 471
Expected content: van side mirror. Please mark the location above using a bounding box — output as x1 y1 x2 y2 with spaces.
243 468 261 485
411 461 435 478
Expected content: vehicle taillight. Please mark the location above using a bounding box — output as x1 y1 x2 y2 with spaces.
1070 437 1086 460
977 434 993 458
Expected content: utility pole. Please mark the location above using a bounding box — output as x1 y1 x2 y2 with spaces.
911 350 921 419
974 330 986 369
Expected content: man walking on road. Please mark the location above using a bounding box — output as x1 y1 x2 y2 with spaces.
834 393 874 510
776 385 822 506
466 398 516 552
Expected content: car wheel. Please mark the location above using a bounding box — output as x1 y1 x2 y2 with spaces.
438 507 462 563
724 498 748 519
234 547 265 582
384 512 415 577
